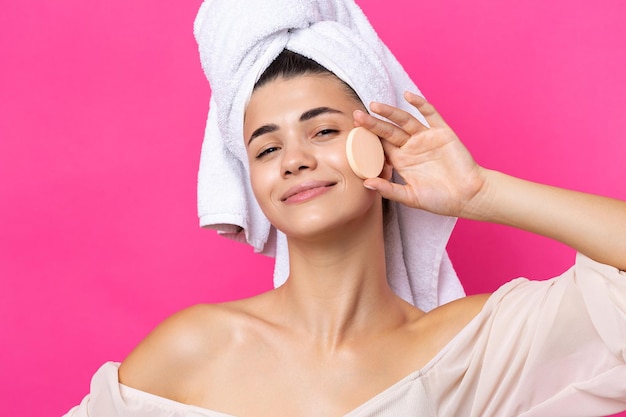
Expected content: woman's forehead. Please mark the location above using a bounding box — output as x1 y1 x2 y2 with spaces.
245 74 361 122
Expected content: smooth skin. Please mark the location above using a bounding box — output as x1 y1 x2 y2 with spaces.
119 75 626 417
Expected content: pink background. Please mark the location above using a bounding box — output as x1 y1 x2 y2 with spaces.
1 1 625 415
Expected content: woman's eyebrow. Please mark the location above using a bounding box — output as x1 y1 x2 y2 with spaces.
299 106 343 122
248 107 344 146
248 124 278 145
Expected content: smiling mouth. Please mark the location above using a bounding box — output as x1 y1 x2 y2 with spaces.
281 182 336 203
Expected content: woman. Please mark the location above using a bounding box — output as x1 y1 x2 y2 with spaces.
65 50 626 417
65 1 626 416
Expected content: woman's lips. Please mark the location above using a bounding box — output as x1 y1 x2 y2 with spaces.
281 181 336 204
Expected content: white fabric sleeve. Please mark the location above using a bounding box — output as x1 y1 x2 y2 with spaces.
62 362 222 417
425 253 626 417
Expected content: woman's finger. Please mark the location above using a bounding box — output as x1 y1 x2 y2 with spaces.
363 177 415 207
403 91 447 129
353 109 410 147
369 100 429 135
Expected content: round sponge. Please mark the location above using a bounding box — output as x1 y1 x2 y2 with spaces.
346 127 385 179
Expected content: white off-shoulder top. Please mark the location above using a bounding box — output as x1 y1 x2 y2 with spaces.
64 254 626 417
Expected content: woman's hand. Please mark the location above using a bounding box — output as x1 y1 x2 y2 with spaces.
355 92 626 270
353 92 487 218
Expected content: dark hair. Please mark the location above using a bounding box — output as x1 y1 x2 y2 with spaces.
254 50 361 104
254 49 391 226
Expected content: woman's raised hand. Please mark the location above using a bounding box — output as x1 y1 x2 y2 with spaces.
355 92 626 270
353 92 486 218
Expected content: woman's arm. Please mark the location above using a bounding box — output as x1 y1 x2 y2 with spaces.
354 92 626 271
465 169 626 271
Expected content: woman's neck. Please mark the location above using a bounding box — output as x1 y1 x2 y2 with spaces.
273 213 414 352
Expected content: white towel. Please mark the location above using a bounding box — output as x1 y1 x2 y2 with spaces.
193 0 465 311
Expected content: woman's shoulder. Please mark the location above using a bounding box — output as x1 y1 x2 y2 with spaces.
413 293 491 358
118 293 273 402
424 293 491 328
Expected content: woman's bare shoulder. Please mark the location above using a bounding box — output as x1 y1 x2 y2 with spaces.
428 293 491 328
439 293 491 316
413 293 491 359
118 294 271 400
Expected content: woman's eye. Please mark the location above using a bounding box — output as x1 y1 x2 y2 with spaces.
256 146 279 159
315 129 339 137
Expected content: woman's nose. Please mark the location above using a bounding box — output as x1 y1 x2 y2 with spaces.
281 142 317 176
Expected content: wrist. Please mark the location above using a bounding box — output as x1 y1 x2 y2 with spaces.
458 168 500 222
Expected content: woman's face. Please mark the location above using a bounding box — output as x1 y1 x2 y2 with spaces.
243 74 381 239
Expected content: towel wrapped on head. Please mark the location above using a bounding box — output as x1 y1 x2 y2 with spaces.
193 0 465 311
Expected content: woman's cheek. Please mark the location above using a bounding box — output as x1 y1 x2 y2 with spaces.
324 141 353 174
